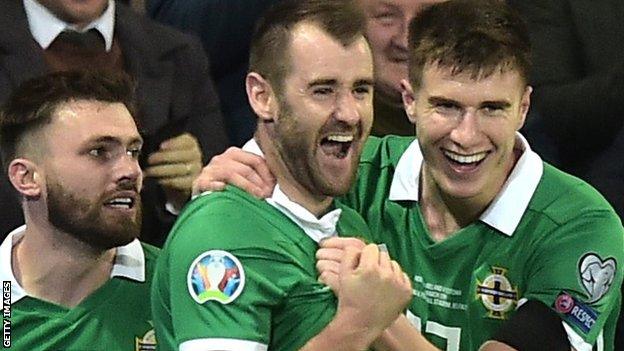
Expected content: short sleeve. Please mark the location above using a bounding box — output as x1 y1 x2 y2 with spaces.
164 202 290 350
523 211 624 349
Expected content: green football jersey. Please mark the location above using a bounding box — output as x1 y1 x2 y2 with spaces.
152 185 372 351
1 227 159 351
340 135 624 351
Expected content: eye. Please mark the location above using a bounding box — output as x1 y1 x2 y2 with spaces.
374 12 398 26
88 146 109 159
312 86 334 99
434 102 461 115
353 86 372 99
481 104 506 116
127 148 142 159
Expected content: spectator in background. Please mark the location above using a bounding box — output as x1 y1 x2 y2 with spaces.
360 0 444 136
509 0 624 347
0 0 229 246
147 0 278 146
147 0 446 140
0 71 158 350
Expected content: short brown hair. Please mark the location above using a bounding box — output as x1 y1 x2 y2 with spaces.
0 70 137 170
249 0 366 94
408 0 531 89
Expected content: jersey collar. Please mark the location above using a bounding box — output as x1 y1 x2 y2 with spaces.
388 133 543 236
243 139 342 243
0 225 145 304
23 0 115 51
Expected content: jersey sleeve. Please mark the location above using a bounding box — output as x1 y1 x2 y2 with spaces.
522 210 624 350
164 199 290 350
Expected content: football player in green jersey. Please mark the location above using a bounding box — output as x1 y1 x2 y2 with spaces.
193 0 624 350
0 71 158 350
151 1 412 351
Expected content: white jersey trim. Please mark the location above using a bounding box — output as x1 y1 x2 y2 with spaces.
1 225 145 304
180 338 268 351
242 139 341 243
562 321 603 351
388 133 543 236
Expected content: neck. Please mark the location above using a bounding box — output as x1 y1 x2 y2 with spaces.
13 212 115 308
255 131 333 217
419 148 520 242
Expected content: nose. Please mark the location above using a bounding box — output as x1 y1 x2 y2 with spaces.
449 110 481 148
334 92 361 126
115 153 142 187
392 17 409 50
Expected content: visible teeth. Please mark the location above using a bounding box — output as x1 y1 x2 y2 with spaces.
113 198 132 204
443 150 488 164
107 197 133 207
326 135 353 143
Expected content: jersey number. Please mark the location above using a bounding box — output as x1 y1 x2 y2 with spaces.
406 311 461 351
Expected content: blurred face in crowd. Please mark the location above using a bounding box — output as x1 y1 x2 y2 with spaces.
271 22 374 198
360 0 445 102
38 100 143 249
36 0 109 28
403 64 531 206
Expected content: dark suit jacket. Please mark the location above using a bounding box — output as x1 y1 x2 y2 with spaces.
511 0 624 216
510 0 624 347
147 0 278 146
0 0 229 246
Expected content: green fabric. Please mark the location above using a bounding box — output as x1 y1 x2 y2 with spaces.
152 186 371 351
11 243 159 350
339 135 624 350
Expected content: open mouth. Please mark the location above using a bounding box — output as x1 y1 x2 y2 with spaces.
320 134 354 159
104 196 136 210
442 149 489 167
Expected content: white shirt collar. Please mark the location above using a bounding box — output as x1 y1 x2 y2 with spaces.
388 133 543 236
242 139 342 243
0 225 145 304
23 0 115 51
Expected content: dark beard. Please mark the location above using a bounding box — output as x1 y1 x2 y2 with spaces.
273 100 359 198
47 179 142 250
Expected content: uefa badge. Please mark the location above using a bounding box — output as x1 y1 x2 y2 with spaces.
187 250 245 304
579 253 616 303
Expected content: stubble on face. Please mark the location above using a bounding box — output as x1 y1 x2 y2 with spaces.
46 175 142 250
272 99 361 198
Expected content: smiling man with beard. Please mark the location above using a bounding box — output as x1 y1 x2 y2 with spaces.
194 0 624 350
150 1 413 351
0 71 158 350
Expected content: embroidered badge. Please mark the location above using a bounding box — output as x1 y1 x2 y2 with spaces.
476 267 518 319
579 253 616 303
187 250 245 304
554 291 599 333
135 327 156 351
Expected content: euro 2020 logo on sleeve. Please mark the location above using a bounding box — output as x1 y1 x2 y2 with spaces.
187 250 245 304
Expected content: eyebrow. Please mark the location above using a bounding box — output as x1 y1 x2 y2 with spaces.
307 79 337 88
376 2 400 11
87 135 143 146
480 100 512 109
307 78 374 89
354 79 375 87
428 96 462 107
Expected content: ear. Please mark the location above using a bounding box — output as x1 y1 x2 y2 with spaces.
246 72 278 122
517 85 532 130
8 158 42 199
401 79 417 124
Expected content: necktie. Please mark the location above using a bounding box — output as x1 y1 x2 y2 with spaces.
54 29 105 51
